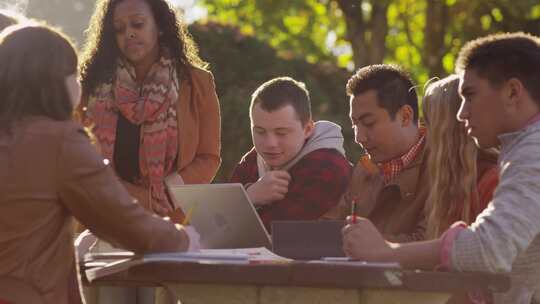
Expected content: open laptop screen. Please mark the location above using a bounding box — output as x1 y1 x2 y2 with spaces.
167 183 272 249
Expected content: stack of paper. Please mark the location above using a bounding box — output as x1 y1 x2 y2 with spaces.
203 247 293 264
84 247 292 282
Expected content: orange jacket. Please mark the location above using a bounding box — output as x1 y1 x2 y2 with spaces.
78 67 221 213
176 67 221 184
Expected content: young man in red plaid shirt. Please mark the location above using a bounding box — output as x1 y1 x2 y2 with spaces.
323 64 428 242
229 77 351 233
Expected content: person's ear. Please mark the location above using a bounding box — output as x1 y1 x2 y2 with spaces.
397 104 414 127
304 119 315 139
504 78 524 110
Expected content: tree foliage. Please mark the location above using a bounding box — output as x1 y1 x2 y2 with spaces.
201 0 540 84
197 0 540 178
20 0 540 181
202 0 342 65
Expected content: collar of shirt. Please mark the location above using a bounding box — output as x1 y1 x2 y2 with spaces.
498 111 540 149
525 112 540 126
379 127 426 184
499 117 540 156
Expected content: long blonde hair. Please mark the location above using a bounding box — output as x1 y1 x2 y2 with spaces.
422 75 478 239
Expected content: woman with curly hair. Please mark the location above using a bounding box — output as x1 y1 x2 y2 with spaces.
78 0 221 217
422 74 499 239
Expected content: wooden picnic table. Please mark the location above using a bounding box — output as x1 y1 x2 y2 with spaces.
81 260 510 304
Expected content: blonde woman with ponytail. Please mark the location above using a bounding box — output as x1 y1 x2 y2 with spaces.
422 74 499 239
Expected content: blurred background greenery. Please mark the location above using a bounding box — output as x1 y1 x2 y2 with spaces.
4 0 540 181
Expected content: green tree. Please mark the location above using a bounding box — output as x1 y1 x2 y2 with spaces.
336 0 390 68
201 0 392 69
201 0 340 65
201 0 540 83
21 0 540 181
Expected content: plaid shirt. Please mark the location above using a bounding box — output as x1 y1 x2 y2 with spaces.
379 128 426 184
230 148 352 233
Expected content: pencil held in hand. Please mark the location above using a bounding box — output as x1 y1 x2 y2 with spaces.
351 196 358 224
358 154 379 175
167 208 186 225
182 202 198 225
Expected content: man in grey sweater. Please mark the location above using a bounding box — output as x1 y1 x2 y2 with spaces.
341 32 540 303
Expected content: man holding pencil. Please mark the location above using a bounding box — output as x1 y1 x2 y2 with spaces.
323 64 429 242
342 32 540 304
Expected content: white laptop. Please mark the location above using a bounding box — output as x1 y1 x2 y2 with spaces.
166 183 272 249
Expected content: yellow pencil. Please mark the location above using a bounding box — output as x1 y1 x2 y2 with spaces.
182 202 198 225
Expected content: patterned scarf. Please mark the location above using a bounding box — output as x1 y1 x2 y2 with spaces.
86 51 179 212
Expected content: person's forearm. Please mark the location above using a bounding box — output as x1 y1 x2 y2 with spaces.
389 238 442 270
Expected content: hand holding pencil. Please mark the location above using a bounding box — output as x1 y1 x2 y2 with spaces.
342 215 391 261
341 154 390 260
167 208 186 225
166 201 198 225
348 154 383 223
182 203 197 225
177 203 201 251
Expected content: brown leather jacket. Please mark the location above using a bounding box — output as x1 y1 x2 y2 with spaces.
0 117 189 304
323 145 429 242
176 67 221 183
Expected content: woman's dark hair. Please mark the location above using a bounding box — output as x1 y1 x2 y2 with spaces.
0 23 78 132
79 0 207 99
